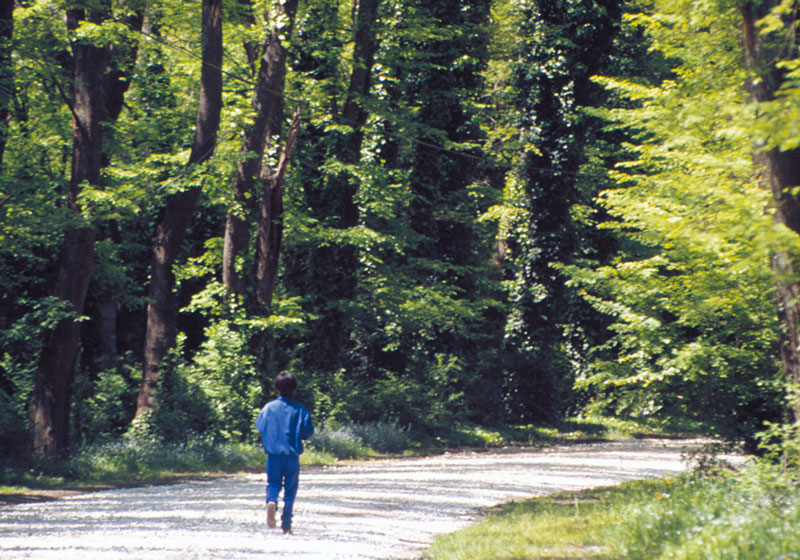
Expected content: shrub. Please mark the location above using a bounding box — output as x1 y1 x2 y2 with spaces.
349 420 411 453
64 434 262 483
307 426 369 459
147 346 216 442
70 354 140 444
182 321 263 441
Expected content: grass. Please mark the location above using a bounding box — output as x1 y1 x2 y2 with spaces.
0 415 696 499
425 461 800 560
0 438 335 498
0 439 337 504
299 415 684 460
1 437 267 491
300 448 337 466
435 414 700 450
306 420 413 458
425 480 648 560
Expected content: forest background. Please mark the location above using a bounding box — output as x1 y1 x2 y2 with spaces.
2 0 800 468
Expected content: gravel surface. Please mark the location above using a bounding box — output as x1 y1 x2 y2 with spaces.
0 439 739 559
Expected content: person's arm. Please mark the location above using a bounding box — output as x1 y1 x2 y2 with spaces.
255 406 267 435
301 410 314 440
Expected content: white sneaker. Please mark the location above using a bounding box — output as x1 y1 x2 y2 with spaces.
267 502 277 528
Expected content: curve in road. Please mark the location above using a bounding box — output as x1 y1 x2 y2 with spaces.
0 439 738 559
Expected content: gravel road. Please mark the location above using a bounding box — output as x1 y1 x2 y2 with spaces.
0 439 738 559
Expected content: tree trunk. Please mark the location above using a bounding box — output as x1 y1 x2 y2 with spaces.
93 14 142 368
742 3 800 422
29 4 110 459
0 0 13 169
338 0 378 228
95 298 119 371
136 0 223 417
301 0 379 371
222 0 297 300
255 107 301 309
235 0 259 74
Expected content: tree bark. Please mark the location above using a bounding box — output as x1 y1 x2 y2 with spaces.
235 0 259 74
338 0 378 228
255 107 301 309
742 3 800 422
222 0 297 300
0 0 13 169
29 3 110 459
302 0 379 372
136 0 223 417
94 14 143 368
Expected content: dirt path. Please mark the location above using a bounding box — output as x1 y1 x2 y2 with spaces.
0 439 739 559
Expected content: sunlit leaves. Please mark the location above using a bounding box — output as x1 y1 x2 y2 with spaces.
565 0 788 439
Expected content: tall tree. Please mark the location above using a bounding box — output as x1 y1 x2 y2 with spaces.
222 0 298 301
254 105 301 308
562 0 791 446
0 0 13 169
742 1 800 423
136 0 223 417
341 0 498 426
29 1 112 458
403 0 490 262
502 0 620 421
331 0 378 230
286 0 380 373
305 0 379 361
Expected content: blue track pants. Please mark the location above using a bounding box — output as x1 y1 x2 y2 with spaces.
266 454 300 530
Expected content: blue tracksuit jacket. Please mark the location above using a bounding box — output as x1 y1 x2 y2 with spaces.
255 396 314 456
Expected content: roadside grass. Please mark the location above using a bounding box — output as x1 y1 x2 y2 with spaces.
437 414 701 449
307 420 412 458
1 439 335 497
304 415 690 459
425 481 645 560
425 461 800 560
1 438 268 491
0 415 696 497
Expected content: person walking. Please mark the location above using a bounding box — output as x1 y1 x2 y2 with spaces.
255 372 314 534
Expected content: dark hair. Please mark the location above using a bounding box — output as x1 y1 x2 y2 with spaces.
274 372 298 397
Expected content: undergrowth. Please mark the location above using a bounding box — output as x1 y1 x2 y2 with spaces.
1 435 266 489
1 415 688 494
307 420 412 457
438 414 697 449
425 459 800 560
605 462 800 559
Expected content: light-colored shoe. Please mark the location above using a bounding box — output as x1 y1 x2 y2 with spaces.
267 502 277 528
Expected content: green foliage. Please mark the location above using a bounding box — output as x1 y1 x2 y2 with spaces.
563 0 792 445
181 322 262 441
756 420 800 470
426 462 800 560
70 353 140 444
368 354 466 432
63 435 262 484
141 344 217 442
307 425 370 459
3 0 796 461
606 463 800 559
